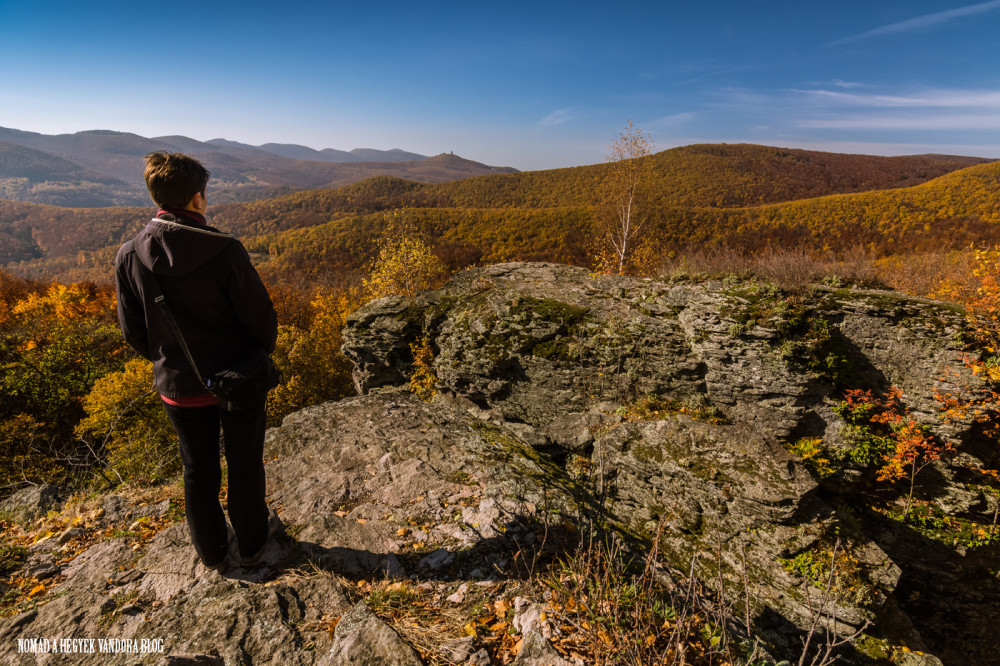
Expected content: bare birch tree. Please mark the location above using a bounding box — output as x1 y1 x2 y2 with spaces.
597 119 654 274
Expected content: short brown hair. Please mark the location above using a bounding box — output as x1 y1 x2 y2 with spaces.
143 152 210 209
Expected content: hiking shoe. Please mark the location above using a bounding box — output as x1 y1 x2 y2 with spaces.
240 508 284 566
202 523 236 573
204 554 230 573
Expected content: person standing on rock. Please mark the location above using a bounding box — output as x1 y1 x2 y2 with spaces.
114 152 282 571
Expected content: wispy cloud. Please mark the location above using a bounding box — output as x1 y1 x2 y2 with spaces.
789 85 1000 132
706 83 1000 143
639 61 758 86
828 0 1000 46
538 109 574 127
676 65 757 86
707 87 772 110
793 88 1000 109
647 112 697 130
734 137 1000 159
831 79 867 90
799 113 1000 131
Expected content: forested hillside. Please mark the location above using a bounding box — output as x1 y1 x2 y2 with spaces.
434 144 988 209
3 144 995 284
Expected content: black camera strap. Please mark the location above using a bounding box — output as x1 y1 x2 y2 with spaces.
133 255 211 391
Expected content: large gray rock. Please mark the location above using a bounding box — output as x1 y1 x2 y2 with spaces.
340 262 994 663
594 417 898 629
512 630 576 666
342 263 977 448
317 602 423 666
1 484 60 524
264 393 592 577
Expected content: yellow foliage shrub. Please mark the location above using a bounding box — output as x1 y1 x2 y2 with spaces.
76 358 177 485
12 282 114 323
408 337 437 401
267 324 356 426
265 284 365 426
363 210 448 300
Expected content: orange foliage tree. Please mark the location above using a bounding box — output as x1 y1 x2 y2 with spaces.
266 284 363 427
835 387 953 518
935 246 1000 434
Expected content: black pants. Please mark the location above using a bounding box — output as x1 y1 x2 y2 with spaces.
163 398 269 564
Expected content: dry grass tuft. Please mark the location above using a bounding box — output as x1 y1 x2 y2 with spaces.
656 245 885 290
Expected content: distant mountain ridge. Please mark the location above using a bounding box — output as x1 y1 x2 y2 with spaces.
0 127 515 207
257 142 425 163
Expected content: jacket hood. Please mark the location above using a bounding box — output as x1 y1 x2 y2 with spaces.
134 213 233 276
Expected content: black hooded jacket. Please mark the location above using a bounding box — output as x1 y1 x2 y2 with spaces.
115 212 278 399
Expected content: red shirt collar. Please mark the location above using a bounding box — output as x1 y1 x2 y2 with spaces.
158 208 207 226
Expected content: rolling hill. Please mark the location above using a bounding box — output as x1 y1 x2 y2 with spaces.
433 143 990 209
0 140 135 207
234 158 1000 283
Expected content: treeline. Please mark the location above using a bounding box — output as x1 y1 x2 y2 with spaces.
435 144 989 211
0 200 147 265
211 176 451 237
235 159 1000 283
245 206 594 285
676 160 1000 253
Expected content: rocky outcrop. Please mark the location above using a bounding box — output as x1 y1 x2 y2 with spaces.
342 263 976 447
341 262 994 663
2 262 994 665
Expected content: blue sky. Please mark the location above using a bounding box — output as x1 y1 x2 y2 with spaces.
1 0 999 170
